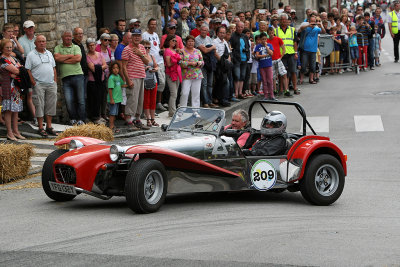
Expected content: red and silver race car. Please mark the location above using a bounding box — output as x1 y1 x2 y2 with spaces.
42 101 347 213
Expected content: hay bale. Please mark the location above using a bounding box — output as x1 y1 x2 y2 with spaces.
55 123 114 142
0 143 34 184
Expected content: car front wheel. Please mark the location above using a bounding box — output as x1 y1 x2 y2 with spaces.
300 154 345 206
125 159 167 214
42 149 77 202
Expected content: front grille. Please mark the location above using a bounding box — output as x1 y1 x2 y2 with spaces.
55 165 76 184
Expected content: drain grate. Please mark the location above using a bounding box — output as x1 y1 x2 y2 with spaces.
374 90 400 95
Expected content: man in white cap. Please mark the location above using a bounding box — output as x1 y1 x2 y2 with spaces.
129 19 141 32
18 20 36 57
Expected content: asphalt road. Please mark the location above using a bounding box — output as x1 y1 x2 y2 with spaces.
1 37 400 267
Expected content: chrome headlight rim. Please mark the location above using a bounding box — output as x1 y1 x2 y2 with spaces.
110 145 124 162
69 140 84 150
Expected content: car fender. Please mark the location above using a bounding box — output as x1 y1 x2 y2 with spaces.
287 135 347 182
54 136 105 147
53 144 112 191
126 145 240 177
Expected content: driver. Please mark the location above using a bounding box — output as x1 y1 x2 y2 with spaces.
243 111 288 156
224 109 251 148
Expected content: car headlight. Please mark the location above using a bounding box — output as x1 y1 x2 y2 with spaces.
110 145 124 162
69 140 84 150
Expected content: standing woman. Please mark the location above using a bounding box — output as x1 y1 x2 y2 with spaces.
179 35 203 108
96 33 112 121
0 39 24 141
109 34 119 61
177 8 195 40
189 4 199 22
201 7 211 26
141 40 159 127
163 34 182 117
86 38 108 124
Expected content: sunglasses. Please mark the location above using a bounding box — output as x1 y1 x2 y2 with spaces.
103 39 110 41
316 20 321 22
171 39 177 42
216 12 223 14
145 46 151 49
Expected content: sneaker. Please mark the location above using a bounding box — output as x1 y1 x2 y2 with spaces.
284 90 292 97
163 103 169 108
395 59 398 63
220 101 231 107
230 97 240 102
338 70 344 74
156 103 167 111
257 90 264 95
77 120 85 126
203 104 210 108
70 119 77 125
209 103 219 108
370 66 375 70
127 122 140 131
269 97 278 101
193 112 201 118
135 120 150 130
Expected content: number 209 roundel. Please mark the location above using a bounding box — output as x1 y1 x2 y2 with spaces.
250 159 277 190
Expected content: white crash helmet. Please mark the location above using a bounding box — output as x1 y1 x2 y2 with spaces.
260 111 287 136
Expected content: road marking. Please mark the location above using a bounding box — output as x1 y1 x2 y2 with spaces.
31 165 42 169
19 139 55 145
354 115 384 132
303 116 329 133
31 156 47 162
34 148 54 154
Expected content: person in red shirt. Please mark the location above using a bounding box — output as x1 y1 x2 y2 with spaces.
266 27 291 97
190 15 210 38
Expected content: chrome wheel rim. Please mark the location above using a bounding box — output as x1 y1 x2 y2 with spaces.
314 164 339 197
144 170 164 204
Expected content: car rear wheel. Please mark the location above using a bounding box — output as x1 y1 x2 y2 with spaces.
125 159 167 214
42 149 77 202
300 154 345 206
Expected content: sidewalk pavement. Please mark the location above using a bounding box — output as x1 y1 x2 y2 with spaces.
0 96 257 177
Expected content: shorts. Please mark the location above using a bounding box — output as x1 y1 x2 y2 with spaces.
250 73 258 84
233 61 247 81
330 51 340 63
374 49 380 58
281 54 296 75
272 59 287 79
108 102 120 116
350 47 359 59
32 82 57 118
301 51 316 73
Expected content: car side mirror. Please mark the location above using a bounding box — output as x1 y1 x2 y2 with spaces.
161 124 168 131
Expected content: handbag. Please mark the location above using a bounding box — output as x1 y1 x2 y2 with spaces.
144 56 157 90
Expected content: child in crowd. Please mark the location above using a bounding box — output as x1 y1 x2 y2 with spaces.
255 33 274 100
373 25 382 66
108 62 127 133
330 26 341 74
349 26 359 67
315 48 321 82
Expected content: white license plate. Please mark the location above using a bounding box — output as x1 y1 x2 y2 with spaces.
49 181 77 195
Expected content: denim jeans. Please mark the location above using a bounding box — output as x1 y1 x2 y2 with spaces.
201 68 214 104
62 74 86 121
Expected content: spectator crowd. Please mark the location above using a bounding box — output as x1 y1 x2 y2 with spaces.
0 0 397 139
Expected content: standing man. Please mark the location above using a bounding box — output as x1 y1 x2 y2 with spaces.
111 19 126 43
275 13 299 94
142 18 167 112
388 1 400 63
25 35 58 137
121 29 150 130
54 31 86 125
213 26 231 107
195 24 217 108
128 19 141 32
18 20 37 124
72 27 88 91
230 21 250 100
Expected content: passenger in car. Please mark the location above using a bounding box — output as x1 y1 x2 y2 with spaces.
224 109 250 147
243 110 287 156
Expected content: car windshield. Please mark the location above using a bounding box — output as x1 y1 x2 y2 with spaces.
169 107 225 134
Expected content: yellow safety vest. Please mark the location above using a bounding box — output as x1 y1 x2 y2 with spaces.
275 26 295 54
390 10 399 34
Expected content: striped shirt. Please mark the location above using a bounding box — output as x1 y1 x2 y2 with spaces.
121 44 146 79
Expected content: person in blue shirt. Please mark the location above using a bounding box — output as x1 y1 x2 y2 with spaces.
298 16 325 84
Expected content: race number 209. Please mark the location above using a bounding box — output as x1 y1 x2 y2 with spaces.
250 160 277 190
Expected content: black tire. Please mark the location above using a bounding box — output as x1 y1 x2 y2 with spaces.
42 149 76 202
300 154 345 206
125 159 167 214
